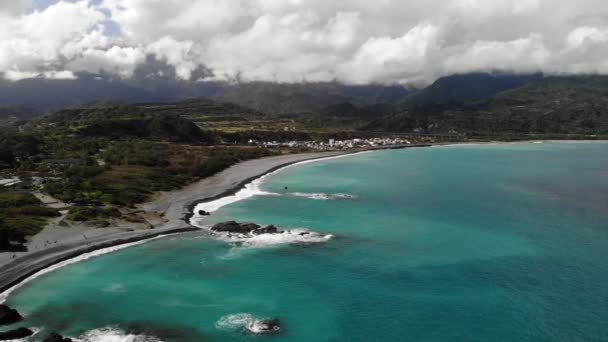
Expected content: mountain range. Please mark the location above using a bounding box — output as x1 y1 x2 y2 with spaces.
2 72 608 137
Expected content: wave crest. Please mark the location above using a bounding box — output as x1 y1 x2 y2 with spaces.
191 152 366 222
215 313 255 331
74 327 163 342
220 228 333 248
216 313 280 334
289 192 358 200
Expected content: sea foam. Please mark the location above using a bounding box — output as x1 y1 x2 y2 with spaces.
191 152 368 221
288 192 358 200
215 313 256 331
216 313 279 333
220 228 333 248
73 327 163 342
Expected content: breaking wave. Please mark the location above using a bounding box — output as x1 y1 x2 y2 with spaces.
218 228 333 248
288 192 358 200
191 152 368 223
193 176 280 217
4 328 40 342
215 313 256 331
73 327 163 342
216 313 280 334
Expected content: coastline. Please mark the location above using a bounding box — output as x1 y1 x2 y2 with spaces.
0 228 199 302
0 144 430 298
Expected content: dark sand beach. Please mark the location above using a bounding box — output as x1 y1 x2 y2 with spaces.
0 151 352 295
0 144 436 296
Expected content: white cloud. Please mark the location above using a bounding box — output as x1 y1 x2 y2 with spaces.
443 34 550 74
2 69 76 81
449 0 541 19
146 36 198 80
0 0 30 15
566 26 608 48
66 45 146 77
339 24 441 84
2 0 608 84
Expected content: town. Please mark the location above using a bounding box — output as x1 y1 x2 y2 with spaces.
250 137 413 150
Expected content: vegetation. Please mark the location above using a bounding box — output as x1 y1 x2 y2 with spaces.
3 73 608 247
213 81 410 115
402 73 543 107
0 190 60 251
360 75 608 136
0 100 279 247
66 206 121 222
37 141 276 205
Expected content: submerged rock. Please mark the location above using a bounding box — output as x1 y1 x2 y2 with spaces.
240 223 262 231
212 221 249 233
252 225 281 235
212 221 285 235
43 332 73 342
198 210 210 216
0 305 22 325
246 318 281 334
0 327 33 340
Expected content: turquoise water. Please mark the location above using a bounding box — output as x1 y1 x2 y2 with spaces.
4 142 608 341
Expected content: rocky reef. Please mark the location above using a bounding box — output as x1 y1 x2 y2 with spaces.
0 327 33 340
246 318 281 334
0 305 22 326
212 221 282 235
0 304 32 341
43 332 73 342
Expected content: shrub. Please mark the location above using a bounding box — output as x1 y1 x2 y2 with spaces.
66 207 121 222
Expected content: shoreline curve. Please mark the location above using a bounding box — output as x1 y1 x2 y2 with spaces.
0 144 430 299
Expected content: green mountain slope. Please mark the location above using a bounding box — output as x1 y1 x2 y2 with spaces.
362 75 608 136
403 73 542 107
213 82 409 115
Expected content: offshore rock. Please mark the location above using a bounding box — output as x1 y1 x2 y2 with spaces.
212 222 283 235
0 305 22 325
212 221 252 233
246 318 281 334
43 332 73 342
0 327 33 340
251 225 281 235
240 223 262 232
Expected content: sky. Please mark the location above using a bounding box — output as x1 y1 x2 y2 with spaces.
1 0 608 85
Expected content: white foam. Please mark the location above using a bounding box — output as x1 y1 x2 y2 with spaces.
194 176 280 215
3 327 40 342
191 152 369 223
73 327 163 342
103 283 127 293
220 228 333 248
246 320 280 334
289 192 358 200
0 235 170 304
215 313 279 334
215 313 255 331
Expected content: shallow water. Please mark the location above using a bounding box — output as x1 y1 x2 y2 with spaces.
4 142 608 341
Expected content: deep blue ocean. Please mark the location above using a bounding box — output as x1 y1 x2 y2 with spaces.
3 142 608 341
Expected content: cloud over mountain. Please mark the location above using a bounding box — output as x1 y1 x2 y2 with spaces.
1 0 608 85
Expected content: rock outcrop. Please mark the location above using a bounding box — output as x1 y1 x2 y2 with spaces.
211 221 283 235
246 318 281 334
43 332 73 342
0 327 33 340
0 305 22 326
251 225 279 235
